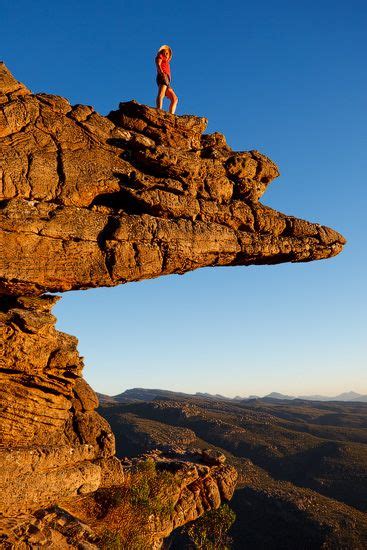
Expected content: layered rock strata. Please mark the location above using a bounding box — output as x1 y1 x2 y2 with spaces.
0 294 116 519
0 62 345 297
0 61 345 545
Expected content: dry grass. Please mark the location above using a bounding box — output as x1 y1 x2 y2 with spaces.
65 459 177 549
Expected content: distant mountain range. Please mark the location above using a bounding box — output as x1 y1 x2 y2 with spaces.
263 390 367 402
97 388 367 404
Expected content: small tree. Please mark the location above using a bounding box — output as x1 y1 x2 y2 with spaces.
185 504 236 549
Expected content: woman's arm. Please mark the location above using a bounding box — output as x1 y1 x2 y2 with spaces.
156 56 165 76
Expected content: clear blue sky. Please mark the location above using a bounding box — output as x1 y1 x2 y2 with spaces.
2 1 366 397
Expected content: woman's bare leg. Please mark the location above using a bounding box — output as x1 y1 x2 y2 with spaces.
166 87 178 114
156 85 167 109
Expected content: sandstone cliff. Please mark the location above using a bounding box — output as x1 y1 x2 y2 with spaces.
0 61 345 547
0 62 345 297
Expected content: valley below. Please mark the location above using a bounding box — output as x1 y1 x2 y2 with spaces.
98 389 367 549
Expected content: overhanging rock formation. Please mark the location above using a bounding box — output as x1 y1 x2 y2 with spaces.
0 62 345 296
0 62 345 545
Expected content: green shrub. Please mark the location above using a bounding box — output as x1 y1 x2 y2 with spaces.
96 460 185 548
129 460 177 519
185 504 236 549
130 476 151 506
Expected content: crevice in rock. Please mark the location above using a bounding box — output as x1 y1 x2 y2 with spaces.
281 217 294 237
16 379 64 397
54 142 66 199
45 350 60 370
161 244 170 273
132 242 140 269
96 215 120 279
91 186 146 215
62 371 80 380
0 367 24 375
0 295 19 311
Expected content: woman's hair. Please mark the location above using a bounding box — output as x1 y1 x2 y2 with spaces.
157 45 172 60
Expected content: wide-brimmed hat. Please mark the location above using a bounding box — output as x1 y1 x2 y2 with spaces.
158 44 172 60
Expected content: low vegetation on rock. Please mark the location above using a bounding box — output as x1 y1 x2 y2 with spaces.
76 459 179 548
183 504 236 549
65 453 237 549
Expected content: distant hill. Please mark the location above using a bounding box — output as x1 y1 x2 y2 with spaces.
264 392 295 400
195 391 233 400
257 390 367 402
98 387 243 404
97 387 367 404
96 392 118 404
352 395 367 402
300 391 367 402
339 391 367 402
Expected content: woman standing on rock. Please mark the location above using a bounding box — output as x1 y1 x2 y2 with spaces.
155 45 178 114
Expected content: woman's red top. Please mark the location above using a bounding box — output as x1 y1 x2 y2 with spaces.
156 53 171 77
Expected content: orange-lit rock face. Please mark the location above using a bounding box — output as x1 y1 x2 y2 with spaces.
0 294 116 518
0 62 345 297
0 62 345 537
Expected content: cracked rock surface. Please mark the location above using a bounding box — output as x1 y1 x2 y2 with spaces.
0 62 345 297
0 62 345 546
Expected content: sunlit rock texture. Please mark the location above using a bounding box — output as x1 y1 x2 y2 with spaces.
0 62 344 547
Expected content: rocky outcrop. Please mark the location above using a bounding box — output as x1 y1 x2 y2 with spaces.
0 294 116 519
0 62 345 297
0 61 345 546
122 449 238 548
1 450 237 549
